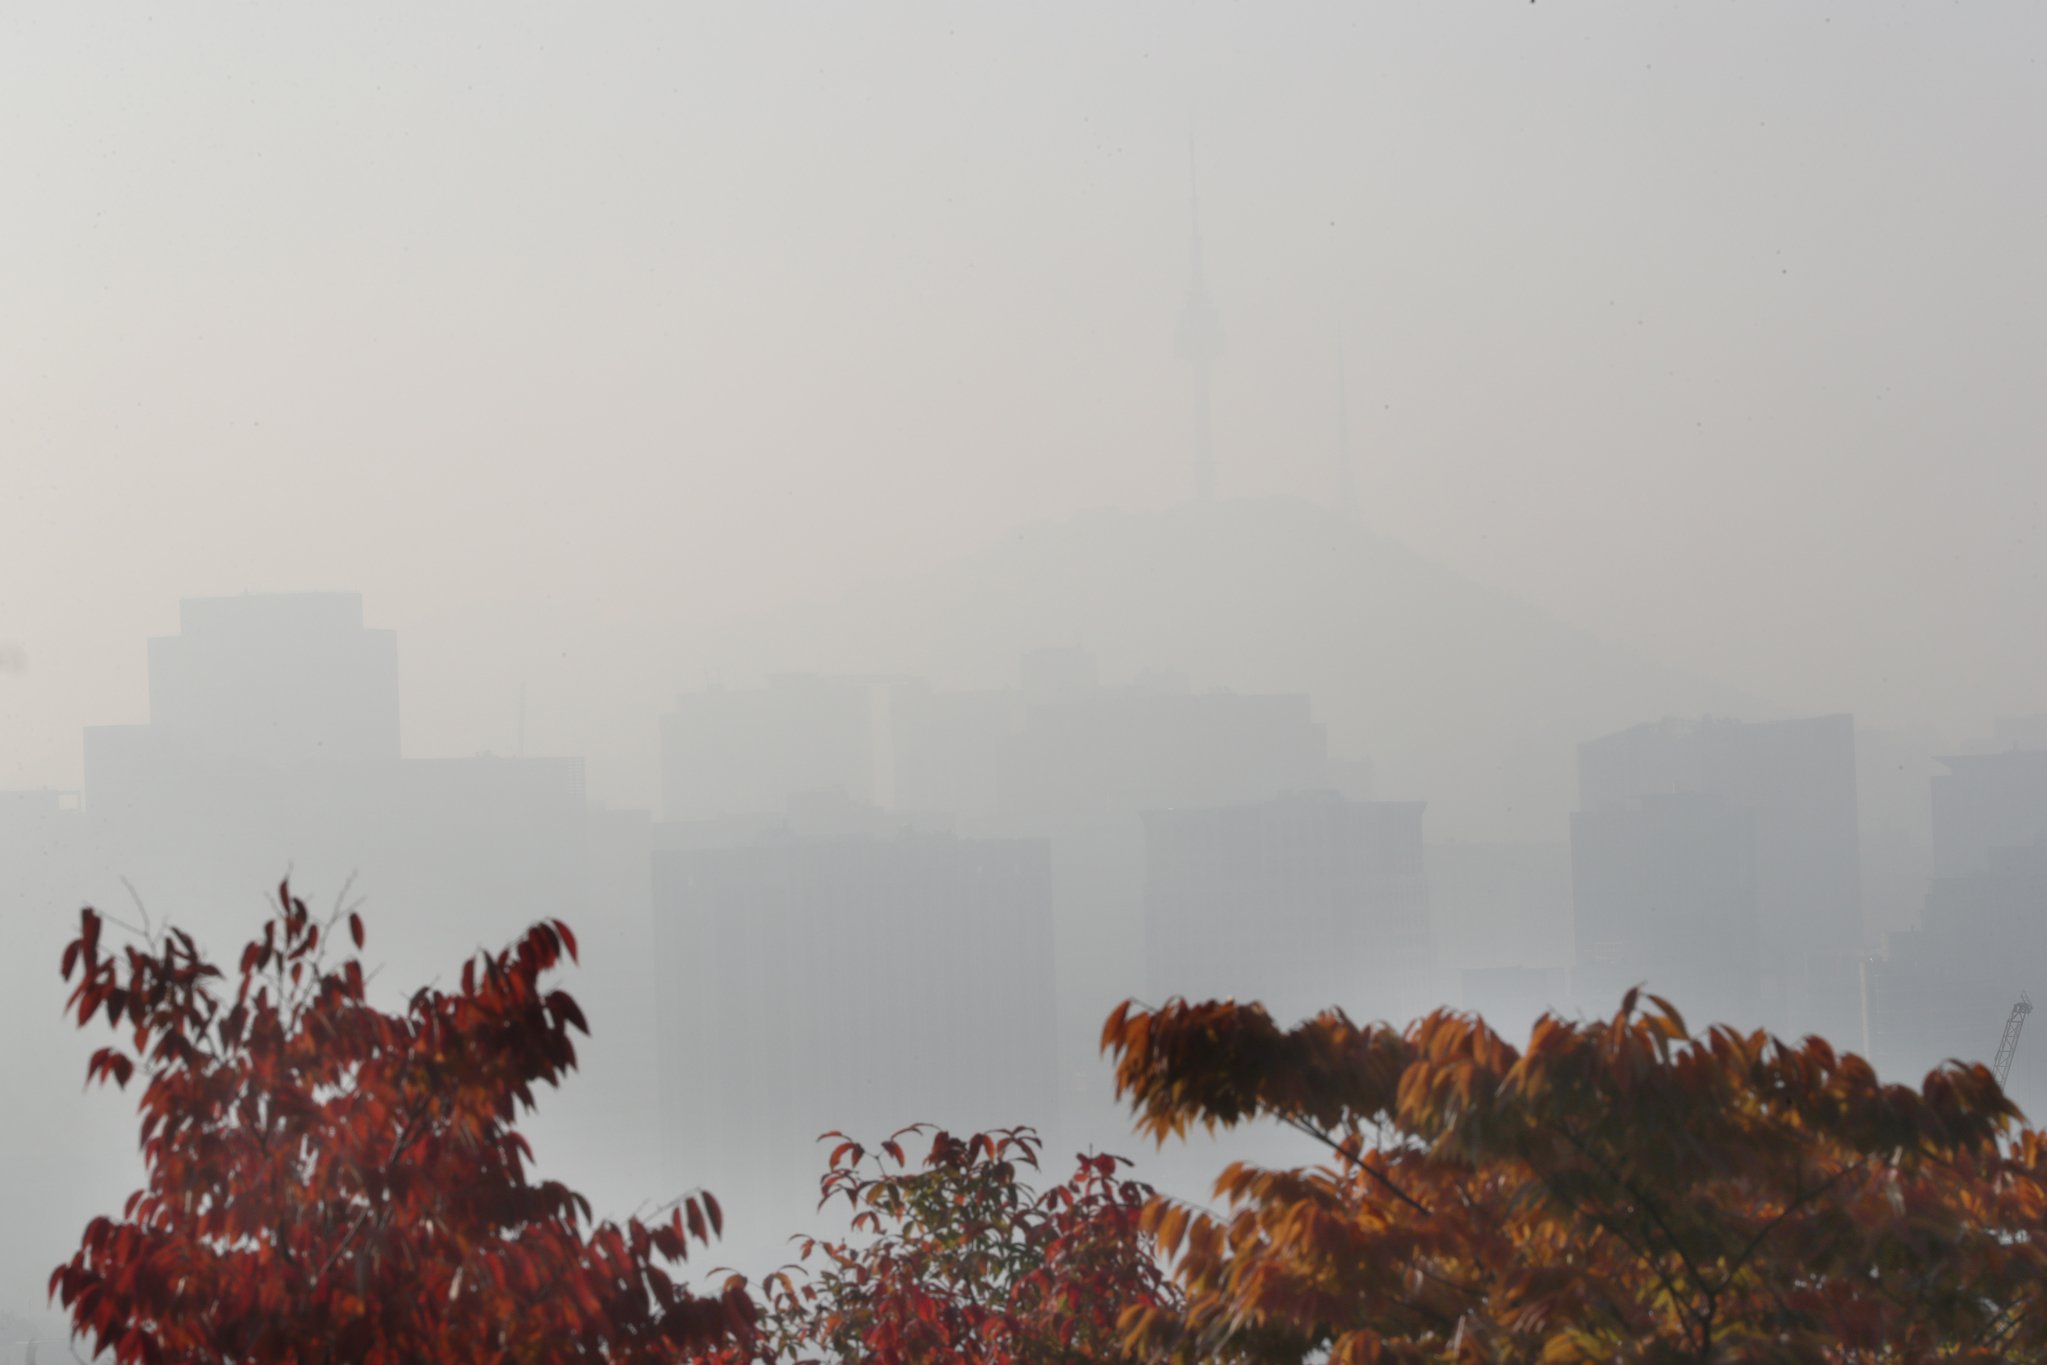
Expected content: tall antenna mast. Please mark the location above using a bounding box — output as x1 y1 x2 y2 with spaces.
1334 325 1355 516
1176 136 1222 502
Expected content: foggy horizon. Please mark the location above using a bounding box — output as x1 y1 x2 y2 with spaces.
5 4 2047 1357
7 4 2046 812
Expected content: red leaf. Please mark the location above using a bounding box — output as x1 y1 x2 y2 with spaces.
551 992 589 1036
686 1197 708 1244
703 1190 723 1237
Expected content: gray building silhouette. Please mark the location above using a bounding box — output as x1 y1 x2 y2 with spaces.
1868 839 2047 1111
147 592 398 764
652 827 1057 1256
661 675 881 823
1574 714 1862 1043
1572 792 1762 1031
1866 745 2047 1101
1430 840 1575 1035
1931 750 2047 879
73 594 662 1218
1143 791 1431 1026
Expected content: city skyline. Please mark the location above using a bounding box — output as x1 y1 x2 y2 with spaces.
5 5 2045 1352
6 5 2046 813
9 571 2047 1335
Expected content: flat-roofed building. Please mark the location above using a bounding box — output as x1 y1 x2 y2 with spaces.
1143 791 1431 1026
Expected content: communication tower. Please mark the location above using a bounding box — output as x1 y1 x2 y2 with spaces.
1176 138 1222 502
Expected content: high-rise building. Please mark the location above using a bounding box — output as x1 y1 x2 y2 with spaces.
74 597 683 1225
996 668 1334 1140
1007 688 1327 829
146 592 399 765
880 654 1338 1125
1142 792 1431 1026
884 681 1021 822
1575 715 1861 1042
1930 750 2047 879
886 652 1331 836
660 675 880 822
0 789 84 921
652 830 1057 1258
1572 793 1762 1030
1991 715 2047 750
81 595 410 943
1857 725 1940 951
1867 839 2047 1111
1459 966 1573 1045
1867 739 2047 1105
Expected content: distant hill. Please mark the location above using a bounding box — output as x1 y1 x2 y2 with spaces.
705 498 1755 842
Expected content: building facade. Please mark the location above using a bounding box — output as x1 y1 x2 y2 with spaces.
652 829 1059 1253
1575 714 1862 1043
1143 791 1431 1026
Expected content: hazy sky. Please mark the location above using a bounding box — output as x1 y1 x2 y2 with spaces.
4 3 2044 807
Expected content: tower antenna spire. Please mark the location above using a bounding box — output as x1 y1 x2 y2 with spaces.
1176 135 1221 502
1334 324 1355 516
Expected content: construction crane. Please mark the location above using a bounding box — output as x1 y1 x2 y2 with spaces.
1993 991 2033 1089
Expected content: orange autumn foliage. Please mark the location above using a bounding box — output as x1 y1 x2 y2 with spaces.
1103 990 2047 1364
53 884 754 1365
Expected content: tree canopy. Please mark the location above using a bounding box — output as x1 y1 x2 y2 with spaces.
1102 991 2047 1364
739 1124 1177 1365
53 885 753 1365
56 878 2047 1365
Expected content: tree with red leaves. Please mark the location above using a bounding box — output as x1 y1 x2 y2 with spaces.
739 1125 1178 1365
1102 991 2047 1364
53 883 755 1365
